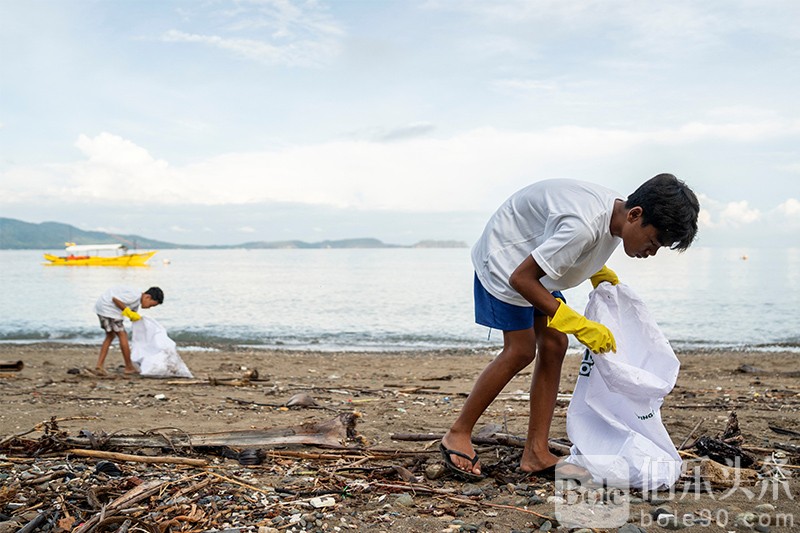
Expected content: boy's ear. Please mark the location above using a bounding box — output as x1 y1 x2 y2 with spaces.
626 206 643 223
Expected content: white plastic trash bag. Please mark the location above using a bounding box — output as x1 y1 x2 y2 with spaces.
131 316 193 378
564 282 682 489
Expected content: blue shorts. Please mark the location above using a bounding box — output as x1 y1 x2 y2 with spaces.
474 274 565 332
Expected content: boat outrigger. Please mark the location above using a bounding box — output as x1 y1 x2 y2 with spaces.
44 243 156 267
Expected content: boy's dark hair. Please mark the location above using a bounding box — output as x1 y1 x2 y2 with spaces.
626 173 700 251
145 287 164 304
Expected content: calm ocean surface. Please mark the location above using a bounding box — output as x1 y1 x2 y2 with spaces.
1 247 798 353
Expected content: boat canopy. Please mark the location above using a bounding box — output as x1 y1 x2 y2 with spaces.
65 243 128 253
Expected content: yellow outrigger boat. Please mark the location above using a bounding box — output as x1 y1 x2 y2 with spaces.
44 243 156 267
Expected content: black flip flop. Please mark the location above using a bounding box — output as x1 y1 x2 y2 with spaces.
525 462 592 482
439 442 485 481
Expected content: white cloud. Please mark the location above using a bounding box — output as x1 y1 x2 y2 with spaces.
159 0 343 67
161 29 339 67
697 195 763 229
776 198 800 217
237 226 256 233
651 119 800 144
777 162 800 175
170 225 190 233
2 120 800 216
719 201 761 226
492 79 558 93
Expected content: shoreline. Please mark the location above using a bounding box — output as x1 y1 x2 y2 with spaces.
2 339 800 355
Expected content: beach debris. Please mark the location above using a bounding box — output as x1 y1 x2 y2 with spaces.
736 363 765 374
285 392 319 407
242 367 259 380
735 364 800 378
69 449 208 467
0 360 24 371
698 458 759 487
694 435 757 468
769 424 800 439
93 460 123 477
237 448 266 466
55 412 361 452
717 410 743 444
309 496 336 508
2 409 796 532
678 419 704 450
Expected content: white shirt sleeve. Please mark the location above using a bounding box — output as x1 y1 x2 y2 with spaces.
531 217 597 280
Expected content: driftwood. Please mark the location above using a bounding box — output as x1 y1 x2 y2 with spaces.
678 419 704 450
769 424 800 439
73 479 164 533
734 364 800 377
775 442 800 454
693 435 756 468
64 413 359 451
67 449 208 466
0 360 24 371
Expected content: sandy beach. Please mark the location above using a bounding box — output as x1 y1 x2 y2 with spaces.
1 343 799 532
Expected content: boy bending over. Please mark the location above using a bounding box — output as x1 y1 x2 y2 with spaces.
441 174 699 480
94 286 164 375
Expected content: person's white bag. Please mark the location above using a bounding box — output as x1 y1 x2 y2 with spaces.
131 316 194 378
564 282 682 489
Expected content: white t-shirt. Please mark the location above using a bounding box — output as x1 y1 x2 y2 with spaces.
94 286 142 318
472 179 623 307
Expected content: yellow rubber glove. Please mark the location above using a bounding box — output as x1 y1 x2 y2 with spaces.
121 307 141 321
547 302 616 353
590 265 620 289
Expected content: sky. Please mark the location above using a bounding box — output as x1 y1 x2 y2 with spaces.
1 0 799 247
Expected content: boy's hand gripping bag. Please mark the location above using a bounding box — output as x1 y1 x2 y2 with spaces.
131 316 194 378
564 283 682 489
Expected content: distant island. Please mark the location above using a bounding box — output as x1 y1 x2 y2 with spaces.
0 217 468 250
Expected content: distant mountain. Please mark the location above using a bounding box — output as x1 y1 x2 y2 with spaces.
0 218 468 250
0 217 182 250
238 238 399 249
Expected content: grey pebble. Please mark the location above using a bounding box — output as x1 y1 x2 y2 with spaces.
461 484 484 497
650 506 674 519
394 493 414 507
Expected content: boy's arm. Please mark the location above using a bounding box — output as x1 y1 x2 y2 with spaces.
112 297 141 321
509 256 560 315
510 256 616 354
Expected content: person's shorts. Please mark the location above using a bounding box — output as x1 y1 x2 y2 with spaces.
98 314 125 333
474 273 565 332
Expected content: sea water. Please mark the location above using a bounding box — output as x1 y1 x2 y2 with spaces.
0 247 798 353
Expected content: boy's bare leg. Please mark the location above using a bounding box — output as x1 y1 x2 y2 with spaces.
95 331 115 373
442 327 536 475
520 316 568 472
116 330 138 374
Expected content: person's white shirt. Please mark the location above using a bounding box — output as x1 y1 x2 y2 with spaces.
472 179 623 307
94 286 141 318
